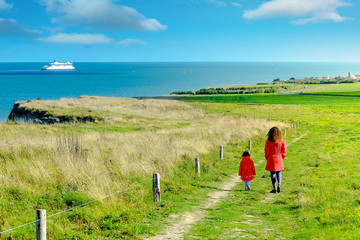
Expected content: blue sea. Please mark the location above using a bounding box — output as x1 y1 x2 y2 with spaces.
1 62 360 121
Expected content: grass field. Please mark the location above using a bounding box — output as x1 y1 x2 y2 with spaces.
305 91 360 97
178 92 360 239
304 83 360 93
180 93 360 107
0 97 281 239
2 85 360 239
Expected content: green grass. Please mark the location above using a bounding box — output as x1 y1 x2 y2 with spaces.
305 91 360 97
3 90 360 239
0 126 263 239
179 93 360 239
180 93 360 106
305 83 360 93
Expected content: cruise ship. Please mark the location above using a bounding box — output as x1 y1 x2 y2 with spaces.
41 60 75 70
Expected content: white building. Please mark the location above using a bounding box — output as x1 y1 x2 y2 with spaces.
348 72 356 79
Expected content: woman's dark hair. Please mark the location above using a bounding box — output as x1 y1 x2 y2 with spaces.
267 126 283 142
242 150 250 157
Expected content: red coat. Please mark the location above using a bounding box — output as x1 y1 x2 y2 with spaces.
239 156 256 181
264 140 287 171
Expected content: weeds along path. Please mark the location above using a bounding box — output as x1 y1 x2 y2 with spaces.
146 134 308 240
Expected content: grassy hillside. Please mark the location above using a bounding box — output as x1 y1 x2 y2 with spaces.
178 94 360 239
0 97 282 239
3 88 360 239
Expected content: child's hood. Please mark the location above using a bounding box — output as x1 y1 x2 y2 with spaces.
242 156 252 163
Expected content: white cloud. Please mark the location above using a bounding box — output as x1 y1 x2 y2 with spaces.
39 0 167 31
232 2 242 7
117 38 146 47
243 0 351 24
0 0 12 11
208 0 227 7
0 18 41 37
36 33 112 44
42 26 65 33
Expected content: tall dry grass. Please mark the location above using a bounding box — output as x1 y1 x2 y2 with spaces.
1 97 287 198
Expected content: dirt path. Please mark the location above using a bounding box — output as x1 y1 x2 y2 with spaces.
146 174 241 240
238 133 308 238
145 133 308 240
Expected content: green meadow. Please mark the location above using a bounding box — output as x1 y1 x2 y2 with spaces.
179 85 360 239
0 97 278 239
1 84 360 239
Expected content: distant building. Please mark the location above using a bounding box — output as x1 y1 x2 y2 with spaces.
348 72 356 79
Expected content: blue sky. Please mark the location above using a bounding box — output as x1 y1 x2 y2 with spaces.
0 0 359 62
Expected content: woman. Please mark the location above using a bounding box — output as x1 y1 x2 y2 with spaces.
265 127 286 193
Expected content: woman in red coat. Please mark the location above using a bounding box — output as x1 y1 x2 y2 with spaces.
239 150 256 191
265 127 286 193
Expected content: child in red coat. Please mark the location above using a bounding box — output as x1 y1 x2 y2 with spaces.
265 126 287 193
239 150 256 191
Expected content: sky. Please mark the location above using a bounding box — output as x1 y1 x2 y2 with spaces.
0 0 359 62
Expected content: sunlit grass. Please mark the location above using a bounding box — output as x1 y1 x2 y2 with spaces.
0 97 284 239
180 93 360 239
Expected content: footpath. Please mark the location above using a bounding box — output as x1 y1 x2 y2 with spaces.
146 134 307 240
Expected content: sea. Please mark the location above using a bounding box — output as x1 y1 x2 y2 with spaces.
1 62 360 122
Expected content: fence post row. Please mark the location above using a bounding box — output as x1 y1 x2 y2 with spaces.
220 145 223 160
6 119 304 236
36 209 46 240
195 158 200 177
153 173 161 202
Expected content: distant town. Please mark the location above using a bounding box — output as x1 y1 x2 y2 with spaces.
171 72 360 95
272 72 360 85
305 72 359 81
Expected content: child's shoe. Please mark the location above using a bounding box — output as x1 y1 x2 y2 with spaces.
270 189 276 193
277 186 281 193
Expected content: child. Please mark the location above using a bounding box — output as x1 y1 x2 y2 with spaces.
264 126 286 193
239 150 256 191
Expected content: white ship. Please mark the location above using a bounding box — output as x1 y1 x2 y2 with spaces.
41 60 75 70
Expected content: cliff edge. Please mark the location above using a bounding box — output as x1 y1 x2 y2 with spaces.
8 99 98 124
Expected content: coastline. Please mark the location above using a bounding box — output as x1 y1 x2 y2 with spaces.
1 62 360 122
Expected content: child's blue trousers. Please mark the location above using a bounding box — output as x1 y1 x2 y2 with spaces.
243 180 252 190
270 171 282 188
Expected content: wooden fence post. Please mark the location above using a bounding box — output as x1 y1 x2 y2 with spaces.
293 124 296 131
36 209 46 240
220 145 224 160
248 140 252 151
269 117 271 121
195 158 200 177
297 121 299 128
153 173 161 202
283 129 286 138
